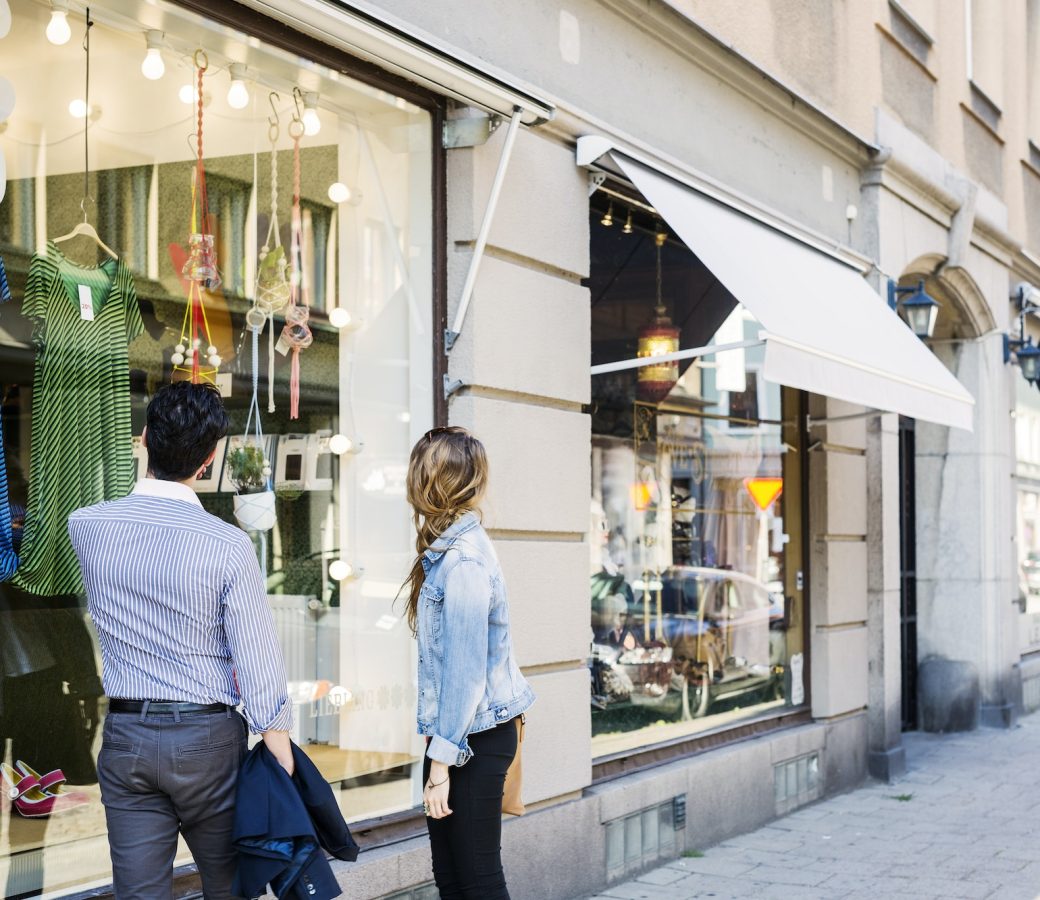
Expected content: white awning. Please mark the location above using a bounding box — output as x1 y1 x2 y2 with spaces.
578 137 975 431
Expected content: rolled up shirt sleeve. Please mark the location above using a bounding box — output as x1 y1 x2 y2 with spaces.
426 557 492 767
221 534 294 733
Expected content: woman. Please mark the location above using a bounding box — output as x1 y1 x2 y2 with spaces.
402 426 535 900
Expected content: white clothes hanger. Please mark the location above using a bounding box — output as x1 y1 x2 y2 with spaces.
52 200 118 260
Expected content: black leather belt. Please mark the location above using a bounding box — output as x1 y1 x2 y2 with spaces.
109 699 232 715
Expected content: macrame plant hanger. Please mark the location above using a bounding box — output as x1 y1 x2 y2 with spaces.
279 88 312 420
255 92 291 413
230 94 283 559
171 50 222 384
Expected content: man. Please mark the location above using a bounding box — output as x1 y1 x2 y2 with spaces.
69 381 294 899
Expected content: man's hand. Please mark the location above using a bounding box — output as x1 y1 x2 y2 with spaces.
262 729 295 777
424 761 452 819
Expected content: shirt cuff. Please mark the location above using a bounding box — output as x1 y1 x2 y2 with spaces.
245 696 295 735
426 734 473 767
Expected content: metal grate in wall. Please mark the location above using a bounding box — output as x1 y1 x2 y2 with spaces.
1023 674 1040 714
774 751 822 815
605 797 680 882
379 883 439 900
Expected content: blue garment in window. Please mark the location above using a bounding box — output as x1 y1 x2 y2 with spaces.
0 256 18 579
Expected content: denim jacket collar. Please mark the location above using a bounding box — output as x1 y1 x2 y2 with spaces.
422 511 480 566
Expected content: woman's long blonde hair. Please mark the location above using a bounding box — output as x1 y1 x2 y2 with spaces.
401 426 489 635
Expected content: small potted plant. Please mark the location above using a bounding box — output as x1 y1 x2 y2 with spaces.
226 440 276 532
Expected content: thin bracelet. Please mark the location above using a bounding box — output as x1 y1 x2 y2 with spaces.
426 775 449 788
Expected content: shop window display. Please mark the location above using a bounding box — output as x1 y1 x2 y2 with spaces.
0 0 433 894
588 192 806 758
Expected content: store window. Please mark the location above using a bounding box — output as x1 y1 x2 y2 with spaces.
588 190 806 758
1016 377 1040 653
0 0 434 894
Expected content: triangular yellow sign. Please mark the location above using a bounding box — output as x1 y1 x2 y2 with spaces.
744 477 783 512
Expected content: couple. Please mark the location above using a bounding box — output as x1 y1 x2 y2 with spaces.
68 382 534 900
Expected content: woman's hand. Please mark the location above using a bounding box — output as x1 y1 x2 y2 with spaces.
263 729 295 777
424 761 452 819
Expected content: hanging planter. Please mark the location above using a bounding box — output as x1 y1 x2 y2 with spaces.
227 440 276 533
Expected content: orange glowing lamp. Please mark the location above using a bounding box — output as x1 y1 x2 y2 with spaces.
744 477 783 512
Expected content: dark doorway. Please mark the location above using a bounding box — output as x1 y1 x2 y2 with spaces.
898 416 918 731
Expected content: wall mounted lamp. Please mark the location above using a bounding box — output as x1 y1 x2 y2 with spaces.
1005 282 1040 384
888 279 939 340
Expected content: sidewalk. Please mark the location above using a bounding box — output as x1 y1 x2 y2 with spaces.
584 715 1040 900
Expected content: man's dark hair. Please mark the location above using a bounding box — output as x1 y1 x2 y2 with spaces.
145 381 229 481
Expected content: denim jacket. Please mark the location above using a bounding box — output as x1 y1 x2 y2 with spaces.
416 511 535 767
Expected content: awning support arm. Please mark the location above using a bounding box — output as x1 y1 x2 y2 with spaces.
445 106 523 352
591 339 763 376
806 409 885 428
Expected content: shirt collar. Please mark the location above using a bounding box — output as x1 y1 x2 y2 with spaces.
132 477 203 508
424 511 480 561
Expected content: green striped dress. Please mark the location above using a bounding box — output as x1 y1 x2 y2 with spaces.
13 242 143 595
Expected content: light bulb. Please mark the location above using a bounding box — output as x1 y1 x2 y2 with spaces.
141 32 164 80
329 559 353 581
178 83 196 105
46 4 71 45
328 307 352 328
68 98 88 119
327 182 351 204
141 48 164 80
227 63 249 110
328 433 353 455
302 92 321 136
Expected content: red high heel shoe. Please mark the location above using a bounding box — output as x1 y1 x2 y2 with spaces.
1 762 58 818
14 761 90 808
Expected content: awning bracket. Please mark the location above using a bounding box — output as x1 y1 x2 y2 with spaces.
587 171 606 197
442 113 502 149
443 374 465 400
445 106 524 353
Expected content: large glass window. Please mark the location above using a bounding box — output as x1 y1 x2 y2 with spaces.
0 1 433 894
588 190 806 758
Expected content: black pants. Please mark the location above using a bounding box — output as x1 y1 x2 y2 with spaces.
423 719 518 900
98 708 248 900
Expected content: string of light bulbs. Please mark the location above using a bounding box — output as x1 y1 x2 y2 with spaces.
42 6 324 134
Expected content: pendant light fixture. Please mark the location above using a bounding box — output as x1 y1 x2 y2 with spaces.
141 31 165 80
623 209 633 234
46 0 71 45
637 230 680 402
227 63 250 110
601 201 613 227
301 91 321 135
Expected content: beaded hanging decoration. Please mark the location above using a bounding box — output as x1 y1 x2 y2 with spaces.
279 95 312 420
171 50 222 384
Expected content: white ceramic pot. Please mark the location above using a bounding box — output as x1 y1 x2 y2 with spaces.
233 490 276 532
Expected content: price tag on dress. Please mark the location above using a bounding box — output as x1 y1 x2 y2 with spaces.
77 284 94 322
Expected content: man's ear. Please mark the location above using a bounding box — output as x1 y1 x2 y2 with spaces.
140 426 148 451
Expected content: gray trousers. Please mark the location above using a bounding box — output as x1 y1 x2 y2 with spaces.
98 708 248 899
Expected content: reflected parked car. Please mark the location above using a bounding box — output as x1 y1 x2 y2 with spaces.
590 567 785 720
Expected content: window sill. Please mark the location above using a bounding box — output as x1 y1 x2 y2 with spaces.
592 704 813 785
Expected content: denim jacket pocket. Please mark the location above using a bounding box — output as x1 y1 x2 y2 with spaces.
419 583 445 645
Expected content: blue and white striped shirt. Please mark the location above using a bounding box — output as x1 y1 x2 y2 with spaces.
68 478 293 733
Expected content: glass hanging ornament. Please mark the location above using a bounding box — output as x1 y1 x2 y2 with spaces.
279 108 312 419
171 50 222 385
